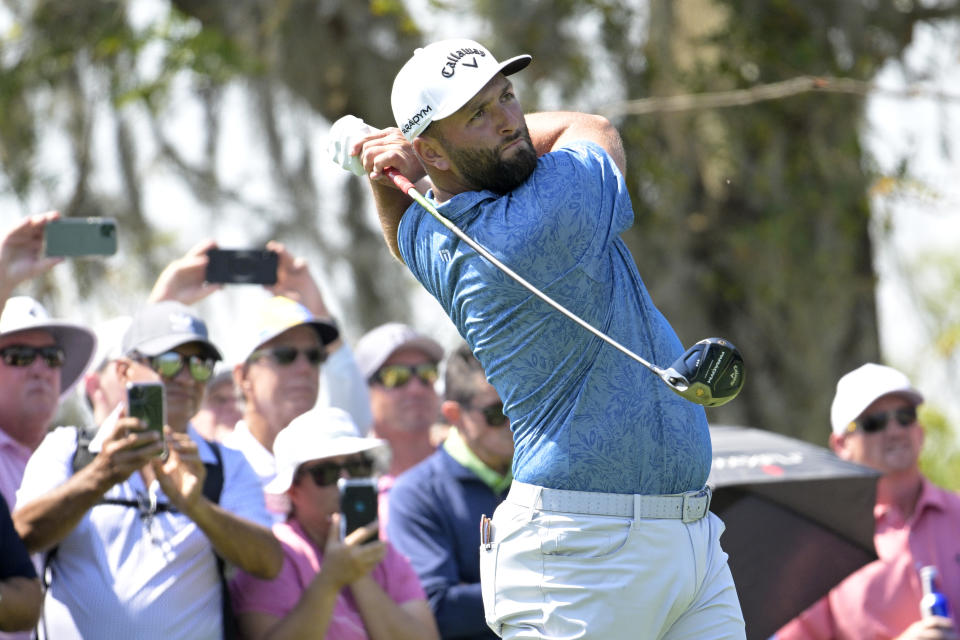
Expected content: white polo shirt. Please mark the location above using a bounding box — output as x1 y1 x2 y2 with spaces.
17 423 271 640
223 421 289 523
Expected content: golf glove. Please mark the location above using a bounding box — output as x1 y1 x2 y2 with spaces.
328 115 379 177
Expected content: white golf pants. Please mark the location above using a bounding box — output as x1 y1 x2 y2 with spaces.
480 482 746 640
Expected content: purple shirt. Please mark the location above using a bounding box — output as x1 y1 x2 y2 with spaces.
0 428 31 509
230 519 426 640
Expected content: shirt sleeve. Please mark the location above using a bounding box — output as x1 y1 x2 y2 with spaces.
0 493 36 580
16 427 77 507
218 446 272 528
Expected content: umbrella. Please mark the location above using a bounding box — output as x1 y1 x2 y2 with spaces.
708 424 881 640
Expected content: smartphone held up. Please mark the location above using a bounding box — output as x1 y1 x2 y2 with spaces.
338 478 378 541
205 249 279 285
126 382 167 459
43 217 118 258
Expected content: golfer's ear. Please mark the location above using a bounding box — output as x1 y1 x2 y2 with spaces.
440 400 462 425
414 137 450 171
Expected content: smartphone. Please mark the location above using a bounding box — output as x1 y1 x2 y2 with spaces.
338 478 378 540
44 217 118 257
204 249 278 285
126 382 166 458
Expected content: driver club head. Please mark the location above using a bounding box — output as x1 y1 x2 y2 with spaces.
660 338 745 407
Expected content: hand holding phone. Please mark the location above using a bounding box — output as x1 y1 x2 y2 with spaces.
126 382 167 459
338 478 378 541
43 217 118 257
204 249 278 285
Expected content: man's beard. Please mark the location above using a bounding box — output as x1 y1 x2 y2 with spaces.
445 128 538 195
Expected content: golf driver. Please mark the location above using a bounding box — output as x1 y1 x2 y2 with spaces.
383 167 745 407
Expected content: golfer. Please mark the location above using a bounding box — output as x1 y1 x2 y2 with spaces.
333 38 745 640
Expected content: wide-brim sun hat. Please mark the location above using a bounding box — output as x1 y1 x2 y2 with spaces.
267 406 389 494
0 296 97 400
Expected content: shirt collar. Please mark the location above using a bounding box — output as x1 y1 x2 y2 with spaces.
442 427 512 494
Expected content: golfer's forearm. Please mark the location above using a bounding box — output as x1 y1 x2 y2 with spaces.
371 181 413 263
525 111 626 174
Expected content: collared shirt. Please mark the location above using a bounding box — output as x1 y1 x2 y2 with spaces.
230 519 425 640
398 140 711 495
0 427 32 509
16 423 271 640
223 420 290 523
775 478 960 639
442 427 512 495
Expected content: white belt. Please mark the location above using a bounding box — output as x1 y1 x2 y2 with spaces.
507 481 711 523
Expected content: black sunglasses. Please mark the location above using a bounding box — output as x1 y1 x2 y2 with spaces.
473 400 509 427
300 456 374 487
0 345 66 369
144 351 217 383
370 363 439 389
249 345 325 367
849 406 918 434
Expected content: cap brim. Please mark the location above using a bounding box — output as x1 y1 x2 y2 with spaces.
432 54 533 122
266 438 387 494
133 334 223 361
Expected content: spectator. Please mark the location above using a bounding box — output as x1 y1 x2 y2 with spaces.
81 315 132 426
193 368 242 442
230 406 439 640
387 344 512 639
337 38 743 638
354 322 443 531
13 301 282 639
0 213 96 509
775 363 960 640
0 493 41 634
226 295 340 521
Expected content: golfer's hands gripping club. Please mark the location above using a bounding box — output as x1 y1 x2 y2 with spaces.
327 115 423 186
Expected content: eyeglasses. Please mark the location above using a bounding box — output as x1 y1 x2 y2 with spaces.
145 352 217 383
370 363 439 389
472 400 509 427
300 457 374 487
0 345 65 369
248 346 325 367
848 406 918 434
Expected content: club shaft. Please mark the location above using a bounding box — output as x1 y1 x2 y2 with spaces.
385 167 668 377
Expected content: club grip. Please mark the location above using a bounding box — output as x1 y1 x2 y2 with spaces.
385 167 415 195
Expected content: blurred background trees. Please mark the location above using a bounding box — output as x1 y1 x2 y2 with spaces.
0 0 957 486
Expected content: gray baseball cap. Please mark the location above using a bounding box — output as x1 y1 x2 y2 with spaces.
354 322 444 380
122 301 222 361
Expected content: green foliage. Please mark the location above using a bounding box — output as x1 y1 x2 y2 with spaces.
919 405 960 491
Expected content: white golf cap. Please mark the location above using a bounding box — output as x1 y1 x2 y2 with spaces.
391 38 532 141
0 296 96 400
241 296 339 362
267 406 389 494
354 322 444 380
829 363 924 435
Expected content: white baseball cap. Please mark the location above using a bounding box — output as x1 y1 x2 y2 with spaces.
267 406 389 494
391 38 532 141
241 296 338 362
0 296 96 400
829 363 924 435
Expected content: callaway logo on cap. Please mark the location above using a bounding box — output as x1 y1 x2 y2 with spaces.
391 38 532 141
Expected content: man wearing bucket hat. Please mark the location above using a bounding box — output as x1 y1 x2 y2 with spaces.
0 212 96 511
331 39 743 638
13 301 281 640
229 406 439 640
776 363 960 639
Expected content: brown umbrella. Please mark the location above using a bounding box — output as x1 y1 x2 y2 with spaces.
708 425 881 640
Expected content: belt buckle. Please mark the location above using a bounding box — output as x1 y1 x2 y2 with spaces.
681 488 710 523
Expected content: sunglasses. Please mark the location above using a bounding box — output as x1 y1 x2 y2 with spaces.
848 406 918 434
145 352 217 383
371 363 439 389
300 457 374 487
249 345 325 367
473 400 509 427
0 345 66 369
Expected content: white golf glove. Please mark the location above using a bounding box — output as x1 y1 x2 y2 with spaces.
328 115 379 177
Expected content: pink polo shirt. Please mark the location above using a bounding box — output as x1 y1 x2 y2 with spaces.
229 519 425 640
0 428 32 509
776 479 960 639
